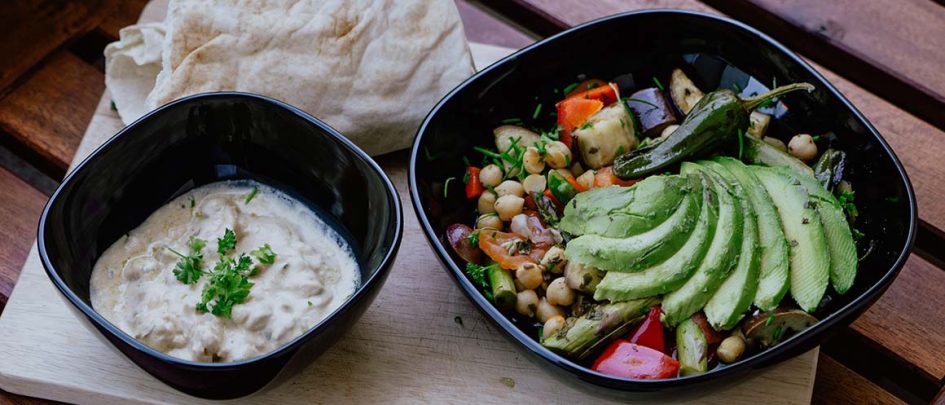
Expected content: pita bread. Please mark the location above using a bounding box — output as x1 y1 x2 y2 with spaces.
104 23 166 124
140 0 474 155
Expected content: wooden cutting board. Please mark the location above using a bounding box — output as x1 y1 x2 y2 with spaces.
0 1 817 403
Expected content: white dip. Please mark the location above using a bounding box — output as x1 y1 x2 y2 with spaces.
90 181 359 362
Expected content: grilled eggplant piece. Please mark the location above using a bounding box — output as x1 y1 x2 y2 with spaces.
669 68 705 115
626 88 677 137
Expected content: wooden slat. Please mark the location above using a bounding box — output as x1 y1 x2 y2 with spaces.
813 354 905 405
0 167 46 312
95 0 148 40
850 256 945 382
0 0 115 95
0 52 105 171
456 0 538 49
701 0 945 133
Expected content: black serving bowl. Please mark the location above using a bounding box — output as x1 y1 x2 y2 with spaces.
38 93 402 399
409 10 916 395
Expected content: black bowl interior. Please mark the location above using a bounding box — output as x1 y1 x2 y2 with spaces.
39 92 402 398
410 10 915 393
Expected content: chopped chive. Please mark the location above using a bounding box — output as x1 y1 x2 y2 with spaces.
562 82 579 94
474 146 502 158
812 135 821 142
765 314 775 326
501 118 524 125
652 77 664 91
532 103 543 119
462 156 472 166
737 129 745 160
244 187 259 204
443 177 457 198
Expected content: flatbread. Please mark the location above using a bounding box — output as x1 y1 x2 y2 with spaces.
104 23 166 124
141 0 475 156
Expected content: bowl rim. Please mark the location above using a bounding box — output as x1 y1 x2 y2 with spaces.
408 9 917 388
37 91 404 369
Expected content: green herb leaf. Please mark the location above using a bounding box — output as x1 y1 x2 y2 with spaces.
464 263 491 290
244 187 259 204
466 229 480 247
197 253 255 318
170 236 207 284
217 228 237 255
251 244 277 264
837 190 859 219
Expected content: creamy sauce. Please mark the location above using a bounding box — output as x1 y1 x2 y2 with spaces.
90 181 359 362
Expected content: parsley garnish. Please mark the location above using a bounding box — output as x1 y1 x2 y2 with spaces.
169 236 207 284
197 253 255 318
244 187 259 204
251 243 277 264
217 228 237 255
837 190 859 219
466 229 480 247
189 196 195 208
465 263 494 301
532 103 543 119
652 77 664 91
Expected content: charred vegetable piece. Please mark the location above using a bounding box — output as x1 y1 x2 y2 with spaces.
574 103 639 169
676 317 709 376
542 297 660 359
488 265 517 311
747 111 771 138
741 309 817 348
625 88 677 137
813 149 848 192
446 224 482 264
743 135 815 177
669 68 705 115
613 83 815 179
592 340 680 379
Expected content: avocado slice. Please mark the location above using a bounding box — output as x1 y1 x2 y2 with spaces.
750 166 830 313
713 157 790 311
565 175 702 272
661 162 743 327
558 175 692 238
782 170 858 294
594 174 718 301
700 160 761 330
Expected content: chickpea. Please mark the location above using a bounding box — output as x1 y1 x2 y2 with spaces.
515 290 539 317
787 133 818 162
543 315 567 338
494 195 524 221
717 335 747 364
523 147 546 174
477 190 497 214
576 170 596 190
479 164 503 188
476 213 502 230
661 124 680 138
522 174 547 195
546 277 575 306
494 180 525 198
509 213 530 238
763 136 788 152
536 297 565 323
554 168 574 179
516 262 544 290
540 246 567 274
543 141 572 169
564 261 603 293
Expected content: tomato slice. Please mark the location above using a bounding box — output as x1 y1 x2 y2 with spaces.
592 340 680 379
478 230 536 270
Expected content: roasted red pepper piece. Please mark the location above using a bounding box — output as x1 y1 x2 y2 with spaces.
556 97 603 148
629 306 665 352
564 79 608 98
567 82 620 106
565 175 587 193
592 340 680 380
464 166 482 199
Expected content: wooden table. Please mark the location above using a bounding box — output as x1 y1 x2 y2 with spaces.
1 1 943 404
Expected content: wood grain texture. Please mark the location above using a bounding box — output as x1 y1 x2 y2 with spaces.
0 92 817 404
0 52 105 171
95 0 149 40
812 355 904 405
0 168 46 312
850 256 945 382
0 0 114 95
456 0 538 49
702 0 945 132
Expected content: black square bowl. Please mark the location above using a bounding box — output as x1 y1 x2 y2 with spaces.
37 92 402 399
409 10 916 396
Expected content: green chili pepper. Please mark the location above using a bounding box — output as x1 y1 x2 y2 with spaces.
613 83 815 179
